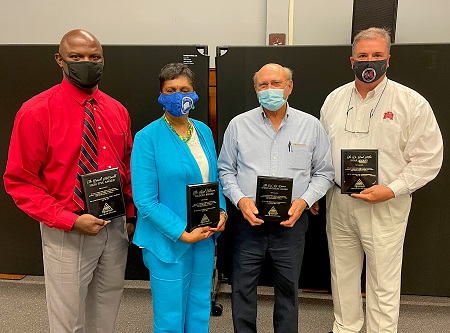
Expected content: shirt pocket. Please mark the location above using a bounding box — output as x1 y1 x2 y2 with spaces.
374 121 402 154
288 144 312 170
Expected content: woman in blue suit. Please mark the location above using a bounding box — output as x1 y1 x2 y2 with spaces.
131 63 227 333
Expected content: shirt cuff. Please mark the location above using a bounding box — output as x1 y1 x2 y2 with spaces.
231 190 246 208
299 194 315 209
126 203 135 219
57 210 80 231
387 179 409 197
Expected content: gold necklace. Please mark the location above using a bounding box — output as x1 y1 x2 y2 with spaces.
163 115 193 142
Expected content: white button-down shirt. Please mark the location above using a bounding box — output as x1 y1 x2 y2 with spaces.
320 77 443 197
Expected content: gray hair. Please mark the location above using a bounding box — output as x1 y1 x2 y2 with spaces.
253 66 293 86
159 63 195 91
352 27 391 55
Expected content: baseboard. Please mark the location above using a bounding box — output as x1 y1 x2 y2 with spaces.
0 274 26 280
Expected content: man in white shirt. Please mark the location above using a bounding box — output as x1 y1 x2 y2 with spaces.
320 27 443 333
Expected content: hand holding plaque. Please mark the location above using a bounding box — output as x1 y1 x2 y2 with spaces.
81 168 126 220
186 182 220 232
341 149 378 194
256 176 293 222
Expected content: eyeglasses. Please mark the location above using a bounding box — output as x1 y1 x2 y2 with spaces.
344 105 373 134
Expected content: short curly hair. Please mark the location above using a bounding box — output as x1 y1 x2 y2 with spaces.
159 63 195 91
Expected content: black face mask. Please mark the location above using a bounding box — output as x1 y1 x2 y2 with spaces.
61 58 104 88
352 59 387 83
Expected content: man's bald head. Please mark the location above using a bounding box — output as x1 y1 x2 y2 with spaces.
58 29 102 58
253 63 293 87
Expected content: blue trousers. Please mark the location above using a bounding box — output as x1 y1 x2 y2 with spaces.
231 212 309 333
142 237 215 333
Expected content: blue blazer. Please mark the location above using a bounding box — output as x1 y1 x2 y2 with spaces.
131 117 226 263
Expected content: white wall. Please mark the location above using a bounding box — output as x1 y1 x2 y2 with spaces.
1 0 449 65
396 0 450 43
293 0 354 45
0 1 266 49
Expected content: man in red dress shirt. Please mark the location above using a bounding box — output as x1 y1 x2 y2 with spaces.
4 29 135 333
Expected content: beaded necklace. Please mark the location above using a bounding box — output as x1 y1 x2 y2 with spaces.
163 115 193 142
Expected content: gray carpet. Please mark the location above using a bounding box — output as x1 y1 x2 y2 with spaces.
1 276 449 332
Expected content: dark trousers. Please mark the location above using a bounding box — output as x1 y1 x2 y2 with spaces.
231 211 309 333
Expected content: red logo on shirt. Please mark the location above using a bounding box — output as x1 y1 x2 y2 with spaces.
383 111 394 120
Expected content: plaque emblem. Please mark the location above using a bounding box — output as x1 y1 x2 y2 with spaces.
354 179 365 189
268 206 278 217
102 203 114 215
201 214 210 224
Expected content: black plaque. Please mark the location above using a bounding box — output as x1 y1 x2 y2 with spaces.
256 176 293 222
81 168 126 220
341 149 378 194
186 182 220 232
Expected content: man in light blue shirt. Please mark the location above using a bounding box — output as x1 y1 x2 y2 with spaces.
218 63 334 333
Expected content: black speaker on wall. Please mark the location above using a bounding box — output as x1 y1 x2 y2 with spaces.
351 0 398 43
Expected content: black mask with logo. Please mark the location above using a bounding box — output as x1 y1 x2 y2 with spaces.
352 59 387 83
60 56 104 89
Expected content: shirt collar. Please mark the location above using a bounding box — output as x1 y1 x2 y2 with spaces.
60 78 101 106
352 76 388 99
259 102 291 120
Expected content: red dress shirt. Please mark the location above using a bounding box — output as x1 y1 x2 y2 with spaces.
3 79 134 231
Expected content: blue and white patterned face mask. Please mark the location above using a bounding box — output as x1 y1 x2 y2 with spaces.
257 88 286 111
158 91 199 117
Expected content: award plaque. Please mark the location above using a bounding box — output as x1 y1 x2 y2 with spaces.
81 168 126 220
256 176 293 222
186 182 220 232
341 149 378 194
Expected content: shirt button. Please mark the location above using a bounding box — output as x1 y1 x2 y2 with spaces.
108 166 112 168
103 146 106 150
98 126 102 130
94 108 97 111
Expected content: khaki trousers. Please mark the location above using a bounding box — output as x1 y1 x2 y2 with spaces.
40 216 128 333
326 186 410 333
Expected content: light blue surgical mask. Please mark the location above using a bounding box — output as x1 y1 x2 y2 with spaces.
257 88 286 111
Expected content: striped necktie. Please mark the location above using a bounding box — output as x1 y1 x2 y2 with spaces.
73 99 98 210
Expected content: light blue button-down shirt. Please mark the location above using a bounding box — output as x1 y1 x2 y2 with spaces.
218 105 334 208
